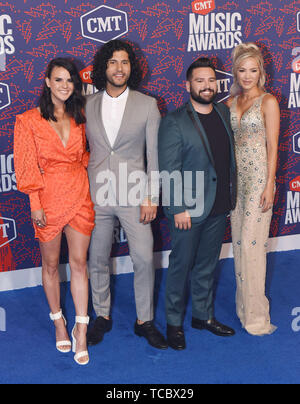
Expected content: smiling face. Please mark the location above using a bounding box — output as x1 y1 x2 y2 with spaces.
236 57 261 92
105 50 131 92
186 67 218 105
45 66 74 106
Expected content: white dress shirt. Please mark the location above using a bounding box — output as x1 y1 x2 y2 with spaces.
102 87 129 148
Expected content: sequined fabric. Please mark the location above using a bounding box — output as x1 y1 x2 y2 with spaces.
14 108 95 242
230 94 276 336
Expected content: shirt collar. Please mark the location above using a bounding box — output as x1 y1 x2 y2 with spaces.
104 87 129 101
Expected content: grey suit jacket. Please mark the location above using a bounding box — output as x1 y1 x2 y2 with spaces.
85 89 161 206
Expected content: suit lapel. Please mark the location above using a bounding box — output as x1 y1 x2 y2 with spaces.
187 101 215 167
111 88 133 149
93 91 111 149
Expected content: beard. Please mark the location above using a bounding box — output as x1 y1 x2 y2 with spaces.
106 77 128 89
190 87 217 105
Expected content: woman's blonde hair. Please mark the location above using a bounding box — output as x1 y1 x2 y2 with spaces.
230 42 266 96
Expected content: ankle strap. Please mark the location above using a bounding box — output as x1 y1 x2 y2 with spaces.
49 310 62 321
76 316 89 325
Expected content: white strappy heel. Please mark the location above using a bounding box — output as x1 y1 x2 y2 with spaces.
72 316 90 366
49 310 72 353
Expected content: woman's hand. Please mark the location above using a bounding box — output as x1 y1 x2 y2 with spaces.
31 209 47 228
260 183 275 213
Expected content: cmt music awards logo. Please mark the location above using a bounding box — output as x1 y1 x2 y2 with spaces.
288 15 300 109
188 0 243 52
285 178 300 225
0 154 17 193
80 5 128 44
0 14 15 71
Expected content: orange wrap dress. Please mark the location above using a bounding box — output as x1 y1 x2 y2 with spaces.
14 108 95 242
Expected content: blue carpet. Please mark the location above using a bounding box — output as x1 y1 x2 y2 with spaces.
0 250 300 384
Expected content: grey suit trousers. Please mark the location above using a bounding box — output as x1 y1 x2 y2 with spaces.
89 205 155 322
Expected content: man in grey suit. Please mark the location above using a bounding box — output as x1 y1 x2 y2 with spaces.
85 40 167 350
158 58 237 350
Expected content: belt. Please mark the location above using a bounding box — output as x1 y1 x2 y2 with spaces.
44 163 83 173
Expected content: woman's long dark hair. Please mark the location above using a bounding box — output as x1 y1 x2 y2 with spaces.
92 40 142 91
39 58 86 124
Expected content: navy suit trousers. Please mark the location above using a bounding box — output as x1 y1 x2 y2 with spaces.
166 214 227 326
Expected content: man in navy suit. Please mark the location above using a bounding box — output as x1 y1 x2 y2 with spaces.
158 58 237 350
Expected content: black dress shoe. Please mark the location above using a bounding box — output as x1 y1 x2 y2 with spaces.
134 321 168 350
87 316 112 346
192 317 235 337
167 324 186 351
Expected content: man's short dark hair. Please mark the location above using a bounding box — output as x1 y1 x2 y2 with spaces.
186 58 216 81
92 40 142 91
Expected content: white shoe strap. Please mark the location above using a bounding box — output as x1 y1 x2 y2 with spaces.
49 310 62 321
74 351 89 360
74 351 89 365
75 316 89 325
57 340 71 347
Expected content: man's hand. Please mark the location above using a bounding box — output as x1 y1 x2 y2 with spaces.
140 198 158 225
174 211 191 230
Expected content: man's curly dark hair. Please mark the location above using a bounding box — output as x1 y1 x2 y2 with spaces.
91 40 142 91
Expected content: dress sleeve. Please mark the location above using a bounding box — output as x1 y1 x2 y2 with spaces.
81 124 90 168
14 115 44 211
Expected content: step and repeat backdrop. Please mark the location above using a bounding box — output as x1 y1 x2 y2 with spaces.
0 0 299 282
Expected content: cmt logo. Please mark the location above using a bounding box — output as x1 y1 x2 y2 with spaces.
289 176 300 193
215 69 233 103
0 217 17 248
292 47 300 74
192 0 215 15
80 65 93 84
80 66 98 96
80 5 128 44
0 82 10 110
293 132 300 154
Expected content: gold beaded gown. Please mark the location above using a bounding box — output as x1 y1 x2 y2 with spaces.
230 93 277 336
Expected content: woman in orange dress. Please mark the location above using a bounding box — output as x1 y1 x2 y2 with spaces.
14 58 95 365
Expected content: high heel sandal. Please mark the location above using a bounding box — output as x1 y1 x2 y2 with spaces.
49 310 72 353
72 316 90 366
